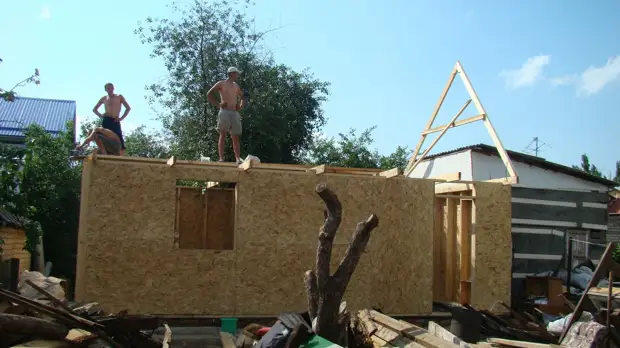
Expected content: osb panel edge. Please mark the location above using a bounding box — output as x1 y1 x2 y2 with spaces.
75 158 93 301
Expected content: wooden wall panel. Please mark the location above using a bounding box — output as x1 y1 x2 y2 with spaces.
75 158 435 315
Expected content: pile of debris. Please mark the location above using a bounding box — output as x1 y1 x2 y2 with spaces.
0 272 169 347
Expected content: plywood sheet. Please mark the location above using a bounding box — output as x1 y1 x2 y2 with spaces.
76 159 436 315
471 182 512 311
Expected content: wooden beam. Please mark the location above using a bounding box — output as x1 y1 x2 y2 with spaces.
483 176 519 185
435 183 473 194
307 164 326 174
459 196 472 305
239 159 255 171
429 172 461 182
455 61 518 181
90 151 97 164
405 67 459 175
421 114 485 135
433 198 445 299
167 156 176 167
405 99 471 176
445 198 458 301
378 167 401 179
435 194 474 200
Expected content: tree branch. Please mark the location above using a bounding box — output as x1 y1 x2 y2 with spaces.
314 183 342 292
331 214 378 294
304 270 318 320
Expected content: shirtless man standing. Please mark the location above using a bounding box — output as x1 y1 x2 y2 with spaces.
92 83 131 156
207 67 244 164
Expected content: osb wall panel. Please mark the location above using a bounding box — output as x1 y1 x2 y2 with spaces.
76 159 434 315
0 227 31 274
471 182 512 311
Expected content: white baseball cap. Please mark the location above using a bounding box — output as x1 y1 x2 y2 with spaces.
227 67 241 74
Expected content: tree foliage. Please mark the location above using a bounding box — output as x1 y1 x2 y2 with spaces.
0 123 81 281
0 58 40 102
302 126 412 171
572 153 620 185
134 0 329 163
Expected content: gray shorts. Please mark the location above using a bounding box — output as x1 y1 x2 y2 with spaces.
217 109 242 135
96 132 122 155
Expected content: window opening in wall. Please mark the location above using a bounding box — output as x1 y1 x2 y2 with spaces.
175 179 236 250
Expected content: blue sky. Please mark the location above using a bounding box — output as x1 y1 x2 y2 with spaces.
1 0 619 175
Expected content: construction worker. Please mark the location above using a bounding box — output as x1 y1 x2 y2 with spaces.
207 67 244 164
92 82 131 156
74 127 123 156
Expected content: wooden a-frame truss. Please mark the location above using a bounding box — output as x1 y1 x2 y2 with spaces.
403 61 519 185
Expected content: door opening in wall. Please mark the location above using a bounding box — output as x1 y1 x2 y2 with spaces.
175 179 236 250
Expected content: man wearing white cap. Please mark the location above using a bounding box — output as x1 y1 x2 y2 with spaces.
207 66 245 164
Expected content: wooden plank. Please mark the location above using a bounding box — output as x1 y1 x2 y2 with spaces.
435 195 474 200
379 168 401 179
459 198 472 305
435 183 473 194
483 176 518 185
429 172 461 182
434 199 445 299
455 61 518 181
405 67 459 174
220 332 236 348
421 114 485 136
406 99 472 176
359 309 378 336
239 159 255 171
373 321 425 348
307 164 326 174
369 310 460 348
163 323 172 348
427 322 473 348
487 338 560 348
445 199 458 301
167 156 176 167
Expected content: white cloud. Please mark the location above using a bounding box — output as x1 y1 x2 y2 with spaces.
499 55 551 89
39 6 51 20
577 56 620 96
550 56 620 97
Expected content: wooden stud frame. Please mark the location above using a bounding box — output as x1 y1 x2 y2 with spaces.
403 61 518 185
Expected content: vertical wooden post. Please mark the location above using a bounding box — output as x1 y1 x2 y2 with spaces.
434 198 445 299
446 198 458 301
459 198 473 305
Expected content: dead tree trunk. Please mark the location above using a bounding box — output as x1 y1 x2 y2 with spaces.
304 183 379 343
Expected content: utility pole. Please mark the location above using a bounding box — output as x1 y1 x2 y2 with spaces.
523 137 551 157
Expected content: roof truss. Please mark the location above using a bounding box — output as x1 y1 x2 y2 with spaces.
403 61 519 185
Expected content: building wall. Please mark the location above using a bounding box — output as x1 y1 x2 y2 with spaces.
607 215 620 242
0 227 31 274
407 150 473 180
76 158 437 315
471 152 609 192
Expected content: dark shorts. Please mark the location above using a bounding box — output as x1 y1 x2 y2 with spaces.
101 115 125 149
95 132 122 155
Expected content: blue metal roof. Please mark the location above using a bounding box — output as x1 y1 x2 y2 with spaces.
0 96 76 139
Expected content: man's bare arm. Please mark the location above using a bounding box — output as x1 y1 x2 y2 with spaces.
207 81 223 107
92 97 104 118
119 95 131 120
237 86 244 109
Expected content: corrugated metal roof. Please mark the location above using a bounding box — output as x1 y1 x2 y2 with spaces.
0 96 76 138
0 208 24 228
420 143 619 188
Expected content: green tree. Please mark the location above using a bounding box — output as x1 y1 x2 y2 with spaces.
0 123 81 282
302 126 412 171
134 0 329 163
614 161 620 184
0 58 40 101
572 153 604 177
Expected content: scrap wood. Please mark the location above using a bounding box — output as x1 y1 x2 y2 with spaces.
371 321 425 348
24 279 73 313
427 321 473 348
358 309 378 336
162 323 172 348
369 310 459 348
0 312 69 341
0 288 122 348
487 338 563 348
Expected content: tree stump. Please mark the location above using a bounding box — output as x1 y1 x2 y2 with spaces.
304 183 379 343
